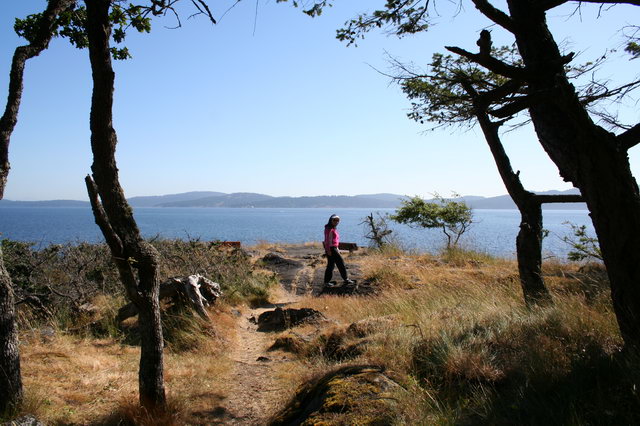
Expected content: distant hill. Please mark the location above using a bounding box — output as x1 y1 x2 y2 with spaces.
0 189 586 209
159 192 275 207
128 191 226 207
159 193 406 208
0 199 90 208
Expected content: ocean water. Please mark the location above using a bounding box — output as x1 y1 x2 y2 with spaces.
0 207 594 259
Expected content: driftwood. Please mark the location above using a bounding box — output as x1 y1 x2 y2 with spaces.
117 274 222 322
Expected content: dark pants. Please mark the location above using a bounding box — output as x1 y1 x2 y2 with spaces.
324 247 348 283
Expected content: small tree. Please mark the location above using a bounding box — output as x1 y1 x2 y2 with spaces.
360 212 393 249
391 194 473 249
562 222 603 263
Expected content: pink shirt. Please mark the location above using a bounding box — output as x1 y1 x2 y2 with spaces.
324 227 339 252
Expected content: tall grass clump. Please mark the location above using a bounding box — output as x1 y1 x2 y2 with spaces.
440 245 497 267
408 298 632 424
301 248 633 424
400 275 628 423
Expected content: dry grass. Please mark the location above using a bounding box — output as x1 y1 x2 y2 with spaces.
11 244 636 424
19 332 139 423
277 248 632 424
18 307 237 425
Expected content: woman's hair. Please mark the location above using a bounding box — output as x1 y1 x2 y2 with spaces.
325 214 340 228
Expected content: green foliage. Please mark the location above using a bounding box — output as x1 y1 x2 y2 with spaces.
276 0 330 17
562 222 603 262
391 194 473 248
402 49 520 127
336 0 429 46
15 2 153 60
626 41 640 59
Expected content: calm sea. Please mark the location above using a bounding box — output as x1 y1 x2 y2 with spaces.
0 207 594 259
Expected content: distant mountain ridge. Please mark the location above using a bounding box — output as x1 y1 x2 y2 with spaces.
127 191 226 207
0 189 586 209
157 193 405 208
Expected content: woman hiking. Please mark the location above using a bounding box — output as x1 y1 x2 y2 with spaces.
323 214 354 286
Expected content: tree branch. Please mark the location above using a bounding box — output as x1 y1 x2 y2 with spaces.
477 79 524 104
539 0 640 10
580 79 640 107
533 194 584 203
460 80 531 202
618 123 640 150
471 0 515 32
85 175 140 305
445 46 528 80
190 0 216 24
489 97 531 118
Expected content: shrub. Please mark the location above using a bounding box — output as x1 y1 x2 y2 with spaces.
4 238 275 332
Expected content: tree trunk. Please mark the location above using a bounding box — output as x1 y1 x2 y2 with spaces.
0 246 22 414
507 0 640 346
468 84 552 306
85 0 166 408
515 200 549 306
0 0 77 412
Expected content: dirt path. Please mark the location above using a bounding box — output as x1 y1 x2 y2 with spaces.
210 245 363 424
214 288 301 425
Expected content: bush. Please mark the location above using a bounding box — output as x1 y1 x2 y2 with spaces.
3 238 275 332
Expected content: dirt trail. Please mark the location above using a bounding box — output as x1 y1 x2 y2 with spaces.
214 289 301 425
211 245 362 424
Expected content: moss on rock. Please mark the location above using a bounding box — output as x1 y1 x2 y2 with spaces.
270 365 402 425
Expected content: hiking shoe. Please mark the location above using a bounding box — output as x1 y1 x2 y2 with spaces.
324 281 338 287
343 279 355 285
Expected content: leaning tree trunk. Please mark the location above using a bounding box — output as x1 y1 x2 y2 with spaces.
85 0 166 408
0 0 77 412
469 90 583 306
468 84 552 305
507 0 640 347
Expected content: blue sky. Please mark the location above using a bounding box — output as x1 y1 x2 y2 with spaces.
1 0 638 201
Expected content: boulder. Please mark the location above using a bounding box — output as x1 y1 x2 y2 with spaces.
261 253 303 268
3 415 45 426
270 365 402 425
257 307 325 332
261 253 305 293
117 274 221 322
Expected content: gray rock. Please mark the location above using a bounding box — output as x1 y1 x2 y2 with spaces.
40 326 55 342
3 415 45 426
